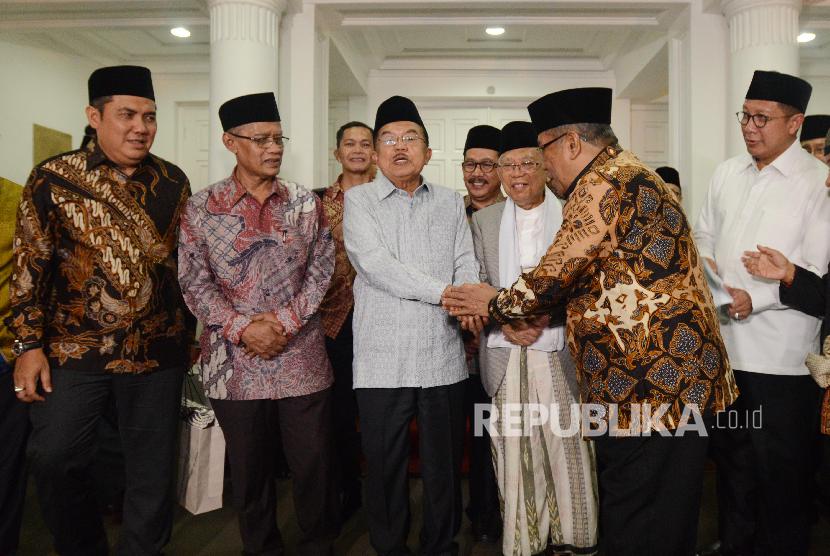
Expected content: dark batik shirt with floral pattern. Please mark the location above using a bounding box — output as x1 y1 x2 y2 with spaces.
490 145 739 429
9 141 194 373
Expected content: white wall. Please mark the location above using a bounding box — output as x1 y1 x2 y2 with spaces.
148 71 210 166
804 76 830 116
0 40 97 185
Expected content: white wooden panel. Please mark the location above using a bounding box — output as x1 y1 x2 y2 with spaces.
630 103 668 169
175 101 210 192
422 159 444 186
327 100 349 185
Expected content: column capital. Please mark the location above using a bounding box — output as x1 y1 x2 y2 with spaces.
720 0 801 53
209 0 287 46
207 0 287 14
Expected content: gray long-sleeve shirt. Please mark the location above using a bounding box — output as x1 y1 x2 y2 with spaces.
343 173 479 388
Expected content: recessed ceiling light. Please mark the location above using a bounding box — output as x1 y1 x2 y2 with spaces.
797 32 816 43
486 26 505 36
170 27 191 38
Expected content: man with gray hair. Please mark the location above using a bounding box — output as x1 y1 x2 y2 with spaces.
344 95 480 555
178 92 339 555
444 87 737 556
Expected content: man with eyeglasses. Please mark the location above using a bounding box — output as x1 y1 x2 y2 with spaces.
458 124 504 544
343 95 480 555
694 70 830 556
178 92 339 555
470 121 598 555
443 87 737 556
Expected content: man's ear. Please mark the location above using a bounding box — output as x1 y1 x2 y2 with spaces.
424 147 433 165
789 113 805 136
333 147 342 164
567 131 582 160
85 106 101 129
371 151 379 165
222 133 237 154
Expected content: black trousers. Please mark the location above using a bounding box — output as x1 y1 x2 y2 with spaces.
462 374 499 529
324 313 361 498
27 366 184 556
594 425 710 556
357 381 466 556
0 369 30 555
709 370 822 555
211 388 339 556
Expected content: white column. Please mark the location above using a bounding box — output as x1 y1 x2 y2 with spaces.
280 4 330 188
721 0 801 155
208 0 287 183
668 0 730 221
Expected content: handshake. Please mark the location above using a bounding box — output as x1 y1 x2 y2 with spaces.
240 312 289 360
441 283 549 345
440 283 495 334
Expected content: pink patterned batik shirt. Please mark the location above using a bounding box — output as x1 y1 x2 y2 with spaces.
178 173 335 400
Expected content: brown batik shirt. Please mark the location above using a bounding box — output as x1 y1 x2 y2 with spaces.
318 177 359 339
489 145 739 429
9 141 194 373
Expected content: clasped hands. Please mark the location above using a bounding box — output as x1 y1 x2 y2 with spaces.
240 313 289 360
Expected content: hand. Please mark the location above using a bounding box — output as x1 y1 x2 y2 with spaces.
463 331 480 362
501 315 550 347
251 312 286 334
13 348 51 403
704 257 719 275
441 283 499 317
724 286 753 321
240 319 287 360
742 245 794 283
460 315 487 335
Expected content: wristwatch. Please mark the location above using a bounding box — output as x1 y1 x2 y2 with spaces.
12 339 43 357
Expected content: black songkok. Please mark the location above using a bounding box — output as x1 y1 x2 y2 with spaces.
499 121 538 154
656 166 680 187
745 70 812 113
464 125 501 154
219 92 280 131
88 65 154 103
800 114 830 142
527 87 612 133
374 96 426 137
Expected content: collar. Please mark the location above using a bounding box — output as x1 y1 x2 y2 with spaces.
84 138 152 173
227 168 282 207
464 192 506 214
562 143 622 200
374 171 431 201
740 139 803 177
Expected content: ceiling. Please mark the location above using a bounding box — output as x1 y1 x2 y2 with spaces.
2 0 830 98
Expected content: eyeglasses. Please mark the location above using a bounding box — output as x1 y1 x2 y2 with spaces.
497 160 542 174
735 111 791 129
378 134 424 147
461 160 497 173
228 132 290 148
539 132 569 151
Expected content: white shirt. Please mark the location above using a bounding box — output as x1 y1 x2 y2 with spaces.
694 139 830 375
516 203 546 271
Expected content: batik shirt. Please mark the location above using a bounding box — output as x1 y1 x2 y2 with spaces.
9 142 193 373
178 173 335 400
318 176 359 339
489 145 739 429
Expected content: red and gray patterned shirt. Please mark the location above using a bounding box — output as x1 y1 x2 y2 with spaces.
178 172 335 400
